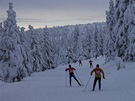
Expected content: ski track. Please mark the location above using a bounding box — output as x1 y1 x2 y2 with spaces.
0 56 135 101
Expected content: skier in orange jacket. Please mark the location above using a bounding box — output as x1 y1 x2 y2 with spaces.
65 65 81 86
91 64 105 91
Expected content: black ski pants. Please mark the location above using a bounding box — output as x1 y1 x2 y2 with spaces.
93 77 101 90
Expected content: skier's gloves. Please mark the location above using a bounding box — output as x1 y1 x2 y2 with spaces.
65 69 67 71
103 75 105 79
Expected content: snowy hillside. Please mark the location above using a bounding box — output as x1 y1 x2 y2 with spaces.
0 56 134 101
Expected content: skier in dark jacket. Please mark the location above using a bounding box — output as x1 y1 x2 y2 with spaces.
91 64 105 91
65 65 81 86
89 59 93 68
79 60 82 66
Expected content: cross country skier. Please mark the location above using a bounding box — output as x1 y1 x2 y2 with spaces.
89 59 93 68
65 65 82 87
91 64 105 91
79 60 82 66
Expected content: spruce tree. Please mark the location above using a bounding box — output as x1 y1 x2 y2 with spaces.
113 0 129 58
124 0 135 61
43 26 55 69
0 2 22 82
105 0 116 62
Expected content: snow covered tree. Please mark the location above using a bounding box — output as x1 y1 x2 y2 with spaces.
113 0 129 58
105 0 135 62
42 26 55 69
97 30 104 56
72 25 80 62
18 27 33 77
0 23 2 33
92 25 99 58
114 56 125 70
105 0 116 62
65 25 80 63
82 26 93 59
124 0 135 61
28 25 46 72
0 2 25 82
58 26 70 64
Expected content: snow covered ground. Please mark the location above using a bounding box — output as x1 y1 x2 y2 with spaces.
0 56 135 101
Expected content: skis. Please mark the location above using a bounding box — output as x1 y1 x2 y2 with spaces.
66 84 84 87
88 89 102 92
79 84 84 87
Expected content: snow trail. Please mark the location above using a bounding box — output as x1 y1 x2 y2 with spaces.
0 56 134 101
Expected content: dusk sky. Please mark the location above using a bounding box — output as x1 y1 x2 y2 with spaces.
0 0 109 28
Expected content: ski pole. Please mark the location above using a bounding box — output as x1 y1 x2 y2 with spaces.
65 71 67 87
75 71 83 85
83 76 91 92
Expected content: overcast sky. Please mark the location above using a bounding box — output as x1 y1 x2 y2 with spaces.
0 0 110 28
